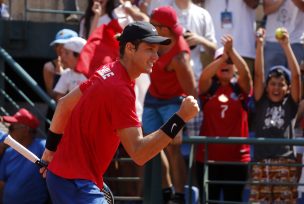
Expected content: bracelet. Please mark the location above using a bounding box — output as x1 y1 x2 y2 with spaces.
45 130 63 152
161 113 185 139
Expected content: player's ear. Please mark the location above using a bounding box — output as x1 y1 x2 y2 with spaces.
125 42 136 54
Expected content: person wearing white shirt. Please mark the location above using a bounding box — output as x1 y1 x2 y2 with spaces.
204 0 259 75
53 37 87 101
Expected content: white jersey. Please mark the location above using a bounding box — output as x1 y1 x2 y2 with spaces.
54 68 87 94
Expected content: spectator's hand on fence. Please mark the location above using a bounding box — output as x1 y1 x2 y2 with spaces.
176 96 199 122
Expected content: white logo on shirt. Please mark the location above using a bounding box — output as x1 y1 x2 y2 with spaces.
264 106 285 129
97 67 114 79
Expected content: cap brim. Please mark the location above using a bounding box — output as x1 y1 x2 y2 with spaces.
2 116 17 123
49 39 70 46
142 36 171 45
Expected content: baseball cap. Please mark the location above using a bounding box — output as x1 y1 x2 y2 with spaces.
64 37 87 53
214 47 224 59
2 108 40 129
267 65 291 84
150 6 183 36
117 21 171 45
50 29 78 46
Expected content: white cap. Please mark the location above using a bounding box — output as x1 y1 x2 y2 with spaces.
64 37 87 53
49 29 78 46
214 47 224 59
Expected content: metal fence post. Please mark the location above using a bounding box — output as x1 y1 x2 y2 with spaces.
143 154 162 204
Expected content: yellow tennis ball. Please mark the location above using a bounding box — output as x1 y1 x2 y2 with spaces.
275 27 284 39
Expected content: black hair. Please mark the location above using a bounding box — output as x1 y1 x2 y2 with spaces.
119 39 142 57
81 0 120 39
266 68 290 85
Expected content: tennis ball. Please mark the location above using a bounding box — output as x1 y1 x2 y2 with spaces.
275 27 284 39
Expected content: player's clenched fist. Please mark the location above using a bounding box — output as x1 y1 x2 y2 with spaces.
177 95 200 122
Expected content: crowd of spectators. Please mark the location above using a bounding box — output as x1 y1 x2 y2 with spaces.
1 0 304 203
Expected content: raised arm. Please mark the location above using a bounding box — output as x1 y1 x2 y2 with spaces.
254 28 266 101
118 96 199 165
122 2 149 22
223 35 252 94
88 1 103 38
198 52 228 95
278 30 301 102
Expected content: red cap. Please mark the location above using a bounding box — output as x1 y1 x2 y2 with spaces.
2 108 40 129
151 6 183 36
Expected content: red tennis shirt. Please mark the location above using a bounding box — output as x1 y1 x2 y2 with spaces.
48 60 141 189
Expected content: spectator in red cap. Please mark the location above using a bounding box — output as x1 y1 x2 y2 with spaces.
0 108 49 204
2 108 40 130
142 6 197 204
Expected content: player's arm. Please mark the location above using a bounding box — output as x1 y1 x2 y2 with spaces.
118 96 199 166
171 51 197 98
40 87 83 175
49 86 83 134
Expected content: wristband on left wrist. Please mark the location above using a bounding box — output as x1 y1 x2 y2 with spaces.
45 130 62 152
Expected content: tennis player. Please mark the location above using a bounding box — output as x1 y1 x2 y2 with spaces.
40 21 200 204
